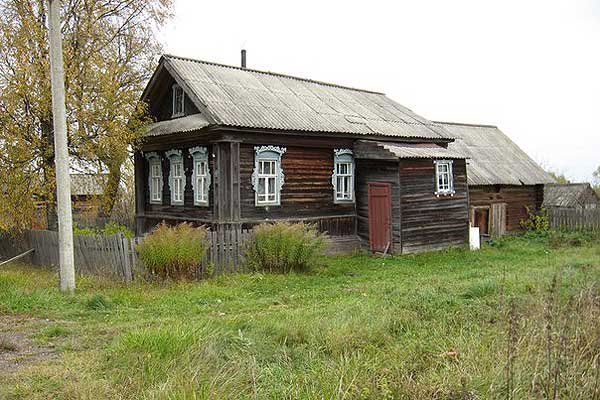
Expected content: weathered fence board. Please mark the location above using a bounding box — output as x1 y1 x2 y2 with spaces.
1 226 350 281
548 208 600 231
3 227 254 281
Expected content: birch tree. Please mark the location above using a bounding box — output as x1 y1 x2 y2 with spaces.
0 0 173 232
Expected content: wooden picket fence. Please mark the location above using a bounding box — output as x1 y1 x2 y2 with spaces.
0 226 254 282
548 208 600 231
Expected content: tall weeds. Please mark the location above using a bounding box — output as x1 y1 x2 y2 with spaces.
503 271 599 399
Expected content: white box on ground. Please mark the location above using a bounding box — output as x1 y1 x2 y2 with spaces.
469 226 480 250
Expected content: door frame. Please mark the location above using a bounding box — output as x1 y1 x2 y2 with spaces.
367 182 392 253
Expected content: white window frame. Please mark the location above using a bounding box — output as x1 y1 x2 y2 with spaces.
332 149 355 203
189 146 211 206
166 149 185 205
172 84 185 118
434 159 454 196
145 152 163 204
251 145 286 206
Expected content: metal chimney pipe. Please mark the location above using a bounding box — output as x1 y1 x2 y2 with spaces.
241 49 246 69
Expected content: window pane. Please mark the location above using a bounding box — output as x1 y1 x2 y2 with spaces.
267 177 276 196
258 177 265 195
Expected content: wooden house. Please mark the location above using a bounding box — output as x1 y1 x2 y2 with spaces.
544 183 600 210
439 122 554 237
135 54 471 254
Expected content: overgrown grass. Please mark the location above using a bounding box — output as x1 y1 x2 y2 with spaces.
0 232 599 399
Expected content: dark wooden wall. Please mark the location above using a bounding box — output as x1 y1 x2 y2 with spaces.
469 184 544 232
239 143 356 236
355 160 401 253
398 159 469 254
142 146 214 224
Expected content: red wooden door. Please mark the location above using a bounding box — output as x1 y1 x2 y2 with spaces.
368 182 392 252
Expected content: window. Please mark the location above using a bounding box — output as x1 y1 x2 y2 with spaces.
189 146 211 206
172 84 184 117
166 149 184 205
145 152 162 204
251 146 286 206
332 149 354 202
434 160 454 196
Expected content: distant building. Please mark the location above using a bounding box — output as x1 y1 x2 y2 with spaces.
544 183 600 210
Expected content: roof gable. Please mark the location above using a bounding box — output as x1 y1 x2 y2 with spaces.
142 54 455 140
439 122 554 186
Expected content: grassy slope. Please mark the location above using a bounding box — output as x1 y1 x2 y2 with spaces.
0 234 599 399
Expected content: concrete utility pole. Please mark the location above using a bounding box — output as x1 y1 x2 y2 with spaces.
47 0 75 293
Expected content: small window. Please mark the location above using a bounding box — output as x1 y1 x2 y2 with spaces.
190 146 211 206
434 160 454 196
145 152 162 204
172 84 184 117
251 146 286 206
333 149 354 202
166 149 184 205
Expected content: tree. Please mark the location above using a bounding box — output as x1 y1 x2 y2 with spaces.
0 0 173 232
593 166 600 196
547 170 570 184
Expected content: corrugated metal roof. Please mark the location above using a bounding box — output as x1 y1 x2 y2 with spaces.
158 55 454 140
438 122 555 186
381 143 467 159
544 183 600 208
70 174 106 196
145 114 210 136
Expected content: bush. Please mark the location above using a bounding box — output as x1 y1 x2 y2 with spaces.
244 222 328 274
520 206 549 231
136 222 208 280
73 221 134 238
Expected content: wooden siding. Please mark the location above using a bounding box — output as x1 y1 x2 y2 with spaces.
143 146 215 222
399 159 469 254
355 160 401 252
239 143 356 236
469 184 543 232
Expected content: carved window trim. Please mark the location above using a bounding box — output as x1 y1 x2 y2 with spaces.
189 146 211 206
166 149 184 205
145 152 162 204
434 159 455 196
172 84 185 118
332 149 355 203
252 145 286 206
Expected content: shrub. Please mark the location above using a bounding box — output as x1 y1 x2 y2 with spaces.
136 222 208 280
73 221 134 238
520 206 549 231
244 222 328 274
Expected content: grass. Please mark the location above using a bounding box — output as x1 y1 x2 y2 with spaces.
0 233 599 399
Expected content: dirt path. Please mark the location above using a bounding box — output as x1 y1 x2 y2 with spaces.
0 315 58 374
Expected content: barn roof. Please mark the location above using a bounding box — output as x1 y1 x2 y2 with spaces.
70 174 106 196
544 183 600 208
438 122 554 186
143 55 454 140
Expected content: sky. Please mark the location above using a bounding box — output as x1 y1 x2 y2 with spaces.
160 0 600 182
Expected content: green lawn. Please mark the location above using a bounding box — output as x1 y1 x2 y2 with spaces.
0 233 599 399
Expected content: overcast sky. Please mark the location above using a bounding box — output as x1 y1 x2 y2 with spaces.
160 0 600 182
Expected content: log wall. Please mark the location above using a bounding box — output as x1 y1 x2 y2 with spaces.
469 184 544 232
399 159 469 253
239 143 356 236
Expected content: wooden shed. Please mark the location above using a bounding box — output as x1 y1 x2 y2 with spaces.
439 122 555 237
544 183 600 210
135 55 471 254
